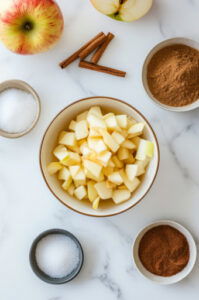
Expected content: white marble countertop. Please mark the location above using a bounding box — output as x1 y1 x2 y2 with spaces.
0 0 199 299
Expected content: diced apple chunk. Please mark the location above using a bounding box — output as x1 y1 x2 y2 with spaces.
131 137 141 148
80 142 92 156
68 184 75 196
128 123 145 138
69 165 81 179
124 153 135 164
84 159 103 178
113 189 131 204
73 169 86 185
136 139 154 160
117 147 129 160
95 182 112 199
89 127 100 137
127 118 137 129
87 114 106 129
119 170 140 193
88 138 107 153
103 166 114 176
58 167 71 181
112 131 125 145
53 145 69 161
61 152 81 166
126 164 138 181
108 172 123 185
85 169 104 182
104 113 118 130
116 115 128 128
96 151 112 167
62 177 72 191
76 111 88 122
87 181 98 202
106 181 116 189
75 120 89 140
92 197 100 210
112 155 124 168
99 128 119 153
74 186 87 200
135 159 150 176
121 140 136 150
47 162 62 175
69 120 76 131
59 131 77 147
88 106 102 117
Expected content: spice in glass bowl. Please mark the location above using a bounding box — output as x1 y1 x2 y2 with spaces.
147 44 199 107
138 225 190 277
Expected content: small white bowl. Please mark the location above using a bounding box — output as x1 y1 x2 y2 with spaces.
40 97 160 217
133 220 197 284
142 38 199 112
0 80 41 138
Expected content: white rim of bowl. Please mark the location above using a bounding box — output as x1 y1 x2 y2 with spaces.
0 79 41 138
132 220 197 285
142 37 199 112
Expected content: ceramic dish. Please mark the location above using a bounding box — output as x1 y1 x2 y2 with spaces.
40 96 160 217
0 79 41 138
142 37 199 112
29 229 84 284
133 220 197 285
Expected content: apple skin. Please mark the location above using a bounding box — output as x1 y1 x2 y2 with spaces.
0 0 64 55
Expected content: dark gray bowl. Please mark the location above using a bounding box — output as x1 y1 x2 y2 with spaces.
29 229 84 284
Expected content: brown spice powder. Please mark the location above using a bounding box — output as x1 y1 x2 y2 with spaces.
138 225 190 277
147 44 199 107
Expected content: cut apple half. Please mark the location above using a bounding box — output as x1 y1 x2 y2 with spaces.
90 0 153 22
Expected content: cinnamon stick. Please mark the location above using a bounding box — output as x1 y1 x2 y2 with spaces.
79 61 126 78
78 34 107 60
59 32 104 69
91 33 115 64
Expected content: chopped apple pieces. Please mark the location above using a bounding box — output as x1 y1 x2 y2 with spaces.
47 162 62 175
75 120 89 140
47 106 155 209
113 189 131 204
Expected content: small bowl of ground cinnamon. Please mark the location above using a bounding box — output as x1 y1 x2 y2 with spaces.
133 220 197 284
142 38 199 112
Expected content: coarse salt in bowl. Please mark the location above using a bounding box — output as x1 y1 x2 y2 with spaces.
30 229 84 284
0 80 41 138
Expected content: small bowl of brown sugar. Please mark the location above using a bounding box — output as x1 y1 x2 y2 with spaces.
142 38 199 112
132 220 197 284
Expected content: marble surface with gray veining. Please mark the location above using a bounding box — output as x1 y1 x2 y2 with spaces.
0 0 199 299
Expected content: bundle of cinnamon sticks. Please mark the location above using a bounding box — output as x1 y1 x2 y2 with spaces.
59 32 126 78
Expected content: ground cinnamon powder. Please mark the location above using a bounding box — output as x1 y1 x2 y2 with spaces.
138 225 190 277
147 44 199 107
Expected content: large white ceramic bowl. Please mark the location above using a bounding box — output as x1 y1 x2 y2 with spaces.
133 220 197 284
40 97 160 217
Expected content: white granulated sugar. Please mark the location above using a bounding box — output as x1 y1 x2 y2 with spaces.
35 234 80 279
0 88 37 133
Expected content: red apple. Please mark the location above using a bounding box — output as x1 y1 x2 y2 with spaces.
0 0 64 54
